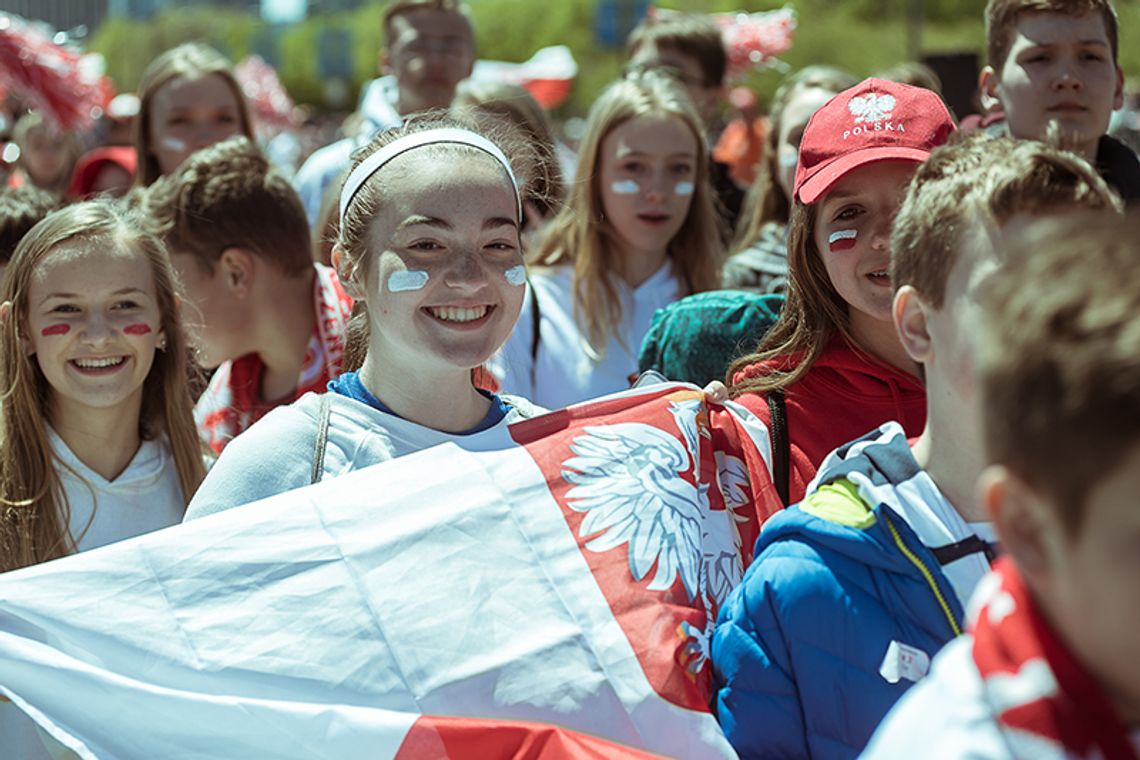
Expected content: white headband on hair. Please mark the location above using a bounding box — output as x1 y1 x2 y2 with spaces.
339 128 523 224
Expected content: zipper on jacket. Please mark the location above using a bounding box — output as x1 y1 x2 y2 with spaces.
881 511 963 637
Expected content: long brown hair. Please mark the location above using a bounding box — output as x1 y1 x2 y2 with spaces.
531 69 722 356
728 200 856 395
133 42 255 187
0 200 206 572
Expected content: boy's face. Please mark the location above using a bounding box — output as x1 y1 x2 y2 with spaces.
909 224 1001 426
169 251 250 369
384 9 474 115
995 442 1140 725
981 11 1123 160
628 44 721 127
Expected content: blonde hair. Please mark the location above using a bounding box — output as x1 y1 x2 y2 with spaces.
133 42 255 187
452 81 565 218
531 69 723 355
892 133 1121 308
979 210 1140 530
0 200 206 572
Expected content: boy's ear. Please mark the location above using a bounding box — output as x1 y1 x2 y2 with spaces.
1114 65 1125 111
219 247 255 297
982 465 1055 583
892 285 933 364
978 67 1003 114
331 245 365 301
378 49 391 76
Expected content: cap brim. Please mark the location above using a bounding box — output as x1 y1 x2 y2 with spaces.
796 147 932 205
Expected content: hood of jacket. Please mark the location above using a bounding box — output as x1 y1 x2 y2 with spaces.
758 422 966 627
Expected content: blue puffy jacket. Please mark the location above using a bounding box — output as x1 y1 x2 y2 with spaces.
711 426 969 759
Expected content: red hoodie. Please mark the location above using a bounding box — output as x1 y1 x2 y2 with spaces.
733 336 926 507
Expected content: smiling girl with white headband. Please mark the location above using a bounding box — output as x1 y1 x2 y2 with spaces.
490 69 723 409
185 114 545 520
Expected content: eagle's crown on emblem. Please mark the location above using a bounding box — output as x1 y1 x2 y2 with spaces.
848 92 897 124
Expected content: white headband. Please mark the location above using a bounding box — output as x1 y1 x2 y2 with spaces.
339 128 523 224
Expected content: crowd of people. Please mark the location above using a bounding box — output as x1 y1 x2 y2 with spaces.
1 0 1139 758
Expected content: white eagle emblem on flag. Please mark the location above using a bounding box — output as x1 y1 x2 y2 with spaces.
848 92 897 123
560 397 751 675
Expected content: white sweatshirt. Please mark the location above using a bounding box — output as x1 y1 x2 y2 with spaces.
184 391 543 521
1 430 185 760
490 262 684 409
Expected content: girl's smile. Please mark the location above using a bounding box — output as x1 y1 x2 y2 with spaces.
352 148 524 375
24 243 164 421
599 114 698 262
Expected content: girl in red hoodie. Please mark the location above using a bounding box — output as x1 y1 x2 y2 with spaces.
729 78 956 508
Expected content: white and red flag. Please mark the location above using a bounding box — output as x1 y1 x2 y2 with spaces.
0 383 778 759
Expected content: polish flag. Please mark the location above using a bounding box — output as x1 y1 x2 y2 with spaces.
0 383 778 759
472 46 578 109
829 229 858 252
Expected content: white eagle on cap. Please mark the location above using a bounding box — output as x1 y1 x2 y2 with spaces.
849 92 897 123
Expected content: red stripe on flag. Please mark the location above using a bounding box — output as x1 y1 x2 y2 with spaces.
521 78 575 109
508 386 769 712
396 716 669 759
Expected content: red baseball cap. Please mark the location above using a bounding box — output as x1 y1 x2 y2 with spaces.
793 78 956 204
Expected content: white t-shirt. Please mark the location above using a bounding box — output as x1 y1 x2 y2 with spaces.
490 262 684 409
1 430 185 760
184 391 543 521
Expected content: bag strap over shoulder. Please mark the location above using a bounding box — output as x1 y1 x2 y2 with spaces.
766 389 790 507
311 392 333 485
529 279 541 389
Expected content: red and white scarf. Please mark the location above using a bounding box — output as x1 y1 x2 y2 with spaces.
972 558 1137 760
196 264 353 454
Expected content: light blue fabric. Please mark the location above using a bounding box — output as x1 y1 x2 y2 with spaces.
292 76 403 226
711 427 967 760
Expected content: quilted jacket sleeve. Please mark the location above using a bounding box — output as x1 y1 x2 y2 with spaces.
711 550 808 759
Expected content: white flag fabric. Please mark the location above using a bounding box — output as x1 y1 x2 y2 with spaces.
0 384 778 759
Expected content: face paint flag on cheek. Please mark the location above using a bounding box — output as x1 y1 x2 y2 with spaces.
828 229 858 252
123 324 152 335
41 324 70 337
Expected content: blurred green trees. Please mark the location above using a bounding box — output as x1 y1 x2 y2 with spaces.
88 0 1140 118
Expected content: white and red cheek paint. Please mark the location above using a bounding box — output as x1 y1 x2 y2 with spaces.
611 179 640 195
123 323 153 335
828 229 858 252
41 324 70 337
160 137 187 152
674 181 694 196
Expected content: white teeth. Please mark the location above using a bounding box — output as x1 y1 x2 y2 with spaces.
73 357 124 369
869 271 889 277
429 305 489 323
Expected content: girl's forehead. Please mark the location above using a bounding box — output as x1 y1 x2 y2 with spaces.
32 241 147 282
604 114 696 156
372 148 517 211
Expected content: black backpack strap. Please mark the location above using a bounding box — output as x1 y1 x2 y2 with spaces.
766 389 790 507
528 279 541 389
311 392 333 485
